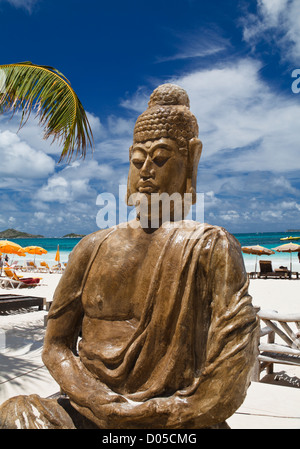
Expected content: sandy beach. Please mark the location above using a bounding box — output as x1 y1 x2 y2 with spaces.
0 270 299 428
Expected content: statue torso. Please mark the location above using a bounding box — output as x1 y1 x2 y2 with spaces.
80 223 176 362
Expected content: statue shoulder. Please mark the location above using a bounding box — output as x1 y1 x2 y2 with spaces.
192 223 243 270
69 228 113 263
198 223 241 250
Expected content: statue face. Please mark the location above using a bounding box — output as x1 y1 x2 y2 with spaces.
129 138 188 200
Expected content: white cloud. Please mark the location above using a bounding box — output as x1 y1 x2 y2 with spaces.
0 130 55 178
120 88 149 113
156 28 230 63
0 0 39 12
241 0 300 63
86 112 106 139
166 59 300 173
0 113 65 156
219 210 240 222
33 211 46 220
35 175 91 204
280 200 300 212
8 216 16 224
34 159 118 204
107 115 135 136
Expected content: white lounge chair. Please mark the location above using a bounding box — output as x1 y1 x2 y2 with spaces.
26 261 38 272
0 267 41 289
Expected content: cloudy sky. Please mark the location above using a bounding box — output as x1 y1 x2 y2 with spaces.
0 0 299 236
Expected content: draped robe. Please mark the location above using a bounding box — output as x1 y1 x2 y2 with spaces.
0 222 258 429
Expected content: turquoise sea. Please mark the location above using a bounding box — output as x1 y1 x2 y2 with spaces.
235 231 300 272
5 237 82 267
5 231 300 272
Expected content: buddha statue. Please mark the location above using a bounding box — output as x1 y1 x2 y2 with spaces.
0 84 258 429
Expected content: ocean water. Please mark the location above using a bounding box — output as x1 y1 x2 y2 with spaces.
235 231 300 272
5 231 300 272
4 238 82 267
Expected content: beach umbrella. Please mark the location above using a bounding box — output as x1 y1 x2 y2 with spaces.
0 240 26 274
16 249 26 257
241 245 275 273
0 240 24 255
55 245 60 263
23 245 48 263
23 245 47 254
0 240 26 263
24 246 47 256
272 242 300 272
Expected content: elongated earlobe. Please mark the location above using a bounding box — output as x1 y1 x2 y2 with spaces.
126 146 133 205
186 138 202 204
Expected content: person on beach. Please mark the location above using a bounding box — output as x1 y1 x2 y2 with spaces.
0 84 258 429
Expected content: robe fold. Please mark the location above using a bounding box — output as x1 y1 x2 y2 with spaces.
0 222 258 429
52 222 258 428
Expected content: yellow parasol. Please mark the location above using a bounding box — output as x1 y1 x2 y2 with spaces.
24 246 48 255
24 246 48 263
16 250 26 257
0 240 25 255
0 240 26 274
272 242 300 272
55 245 60 263
242 245 275 273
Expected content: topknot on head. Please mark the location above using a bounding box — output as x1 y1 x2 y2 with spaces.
148 83 190 109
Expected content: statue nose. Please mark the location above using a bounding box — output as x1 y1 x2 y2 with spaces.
140 157 155 178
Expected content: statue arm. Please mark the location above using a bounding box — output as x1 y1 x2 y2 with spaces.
205 227 258 366
193 227 259 421
154 228 259 428
150 227 259 428
42 230 122 409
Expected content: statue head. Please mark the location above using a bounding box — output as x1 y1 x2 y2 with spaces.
126 83 202 223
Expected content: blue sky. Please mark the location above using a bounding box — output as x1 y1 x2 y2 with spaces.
0 0 299 236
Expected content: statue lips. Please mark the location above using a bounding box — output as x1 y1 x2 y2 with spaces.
138 181 158 194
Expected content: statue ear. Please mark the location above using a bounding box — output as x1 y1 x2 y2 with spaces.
126 146 134 205
186 138 202 204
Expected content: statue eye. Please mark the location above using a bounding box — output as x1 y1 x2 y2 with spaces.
153 156 169 167
132 159 144 169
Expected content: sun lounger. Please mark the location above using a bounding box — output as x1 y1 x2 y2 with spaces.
51 263 63 273
26 261 38 272
1 267 41 289
9 261 20 270
39 261 50 272
0 277 40 289
258 260 290 279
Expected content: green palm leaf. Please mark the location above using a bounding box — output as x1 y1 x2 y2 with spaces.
0 61 94 162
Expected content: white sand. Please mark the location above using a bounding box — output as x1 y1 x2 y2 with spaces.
0 271 299 427
0 271 62 403
249 278 300 314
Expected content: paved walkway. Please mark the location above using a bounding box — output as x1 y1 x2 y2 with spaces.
228 381 300 428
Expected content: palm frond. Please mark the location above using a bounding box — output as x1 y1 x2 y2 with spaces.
0 61 94 162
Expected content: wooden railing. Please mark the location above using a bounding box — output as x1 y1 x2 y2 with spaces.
252 309 300 381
